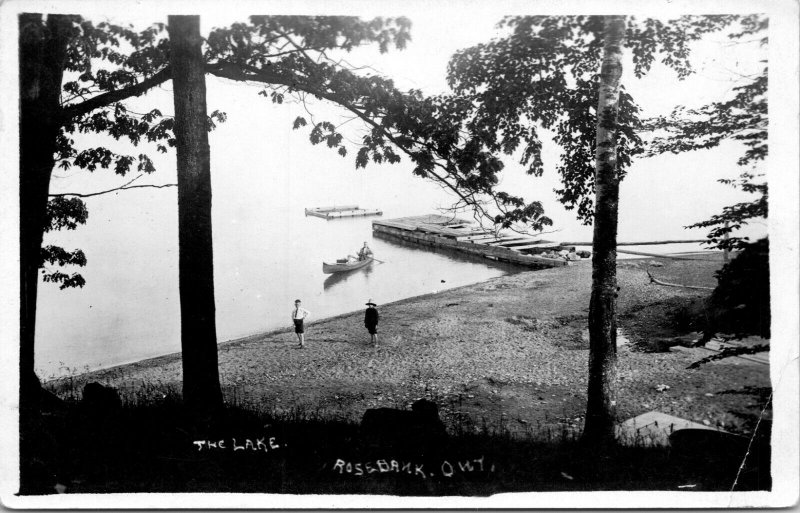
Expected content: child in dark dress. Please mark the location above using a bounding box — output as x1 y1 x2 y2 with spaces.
364 299 379 347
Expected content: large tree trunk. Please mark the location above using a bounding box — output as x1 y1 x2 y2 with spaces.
582 15 626 445
18 14 74 494
168 15 224 416
19 14 72 411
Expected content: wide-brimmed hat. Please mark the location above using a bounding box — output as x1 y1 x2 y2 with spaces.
365 299 377 306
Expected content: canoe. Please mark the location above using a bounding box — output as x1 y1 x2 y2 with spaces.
322 256 374 274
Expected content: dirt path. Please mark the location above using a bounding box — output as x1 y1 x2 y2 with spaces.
48 256 770 436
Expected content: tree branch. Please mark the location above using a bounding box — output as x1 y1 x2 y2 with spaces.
206 61 498 222
50 183 177 198
59 67 172 122
49 174 177 199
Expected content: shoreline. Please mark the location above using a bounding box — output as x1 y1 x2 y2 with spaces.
40 251 723 381
45 254 770 435
42 269 525 382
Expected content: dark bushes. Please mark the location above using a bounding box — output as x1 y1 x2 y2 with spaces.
707 238 770 339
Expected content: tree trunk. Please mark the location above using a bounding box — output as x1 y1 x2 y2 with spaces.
19 14 72 411
168 15 224 416
18 14 75 494
582 15 626 445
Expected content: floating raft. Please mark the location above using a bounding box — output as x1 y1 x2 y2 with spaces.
305 205 383 219
372 214 579 269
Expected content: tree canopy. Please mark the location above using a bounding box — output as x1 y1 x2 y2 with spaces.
444 15 741 223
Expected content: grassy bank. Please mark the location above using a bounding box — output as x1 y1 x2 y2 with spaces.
21 391 769 495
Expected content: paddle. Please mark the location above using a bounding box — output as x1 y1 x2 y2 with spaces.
349 254 385 264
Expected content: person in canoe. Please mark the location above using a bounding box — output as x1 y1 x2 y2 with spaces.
364 299 379 347
357 242 373 261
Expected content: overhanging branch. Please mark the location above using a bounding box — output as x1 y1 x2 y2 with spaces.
49 173 177 199
59 67 173 122
206 61 496 222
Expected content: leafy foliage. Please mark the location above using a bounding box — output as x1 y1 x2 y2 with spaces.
45 197 89 232
645 71 767 166
707 237 770 338
40 245 87 267
445 15 739 224
40 246 87 290
41 271 86 290
24 14 227 289
204 17 552 230
685 173 767 250
626 15 740 79
42 196 89 289
642 15 768 249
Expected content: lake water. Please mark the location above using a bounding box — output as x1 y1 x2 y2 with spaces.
35 186 711 380
35 164 717 379
36 156 527 378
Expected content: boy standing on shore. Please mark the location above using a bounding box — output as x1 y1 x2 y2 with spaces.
292 299 310 348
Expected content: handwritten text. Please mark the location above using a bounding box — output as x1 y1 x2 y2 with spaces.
192 437 283 452
331 456 494 479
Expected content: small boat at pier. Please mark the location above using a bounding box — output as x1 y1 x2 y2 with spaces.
322 256 374 274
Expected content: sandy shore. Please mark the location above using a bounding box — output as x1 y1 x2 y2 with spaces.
48 255 770 435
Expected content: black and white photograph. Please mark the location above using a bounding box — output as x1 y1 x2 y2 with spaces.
1 0 797 508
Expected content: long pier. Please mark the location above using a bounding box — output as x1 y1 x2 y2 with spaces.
372 215 577 269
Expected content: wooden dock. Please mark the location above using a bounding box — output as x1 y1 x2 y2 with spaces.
372 215 581 269
305 205 383 220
